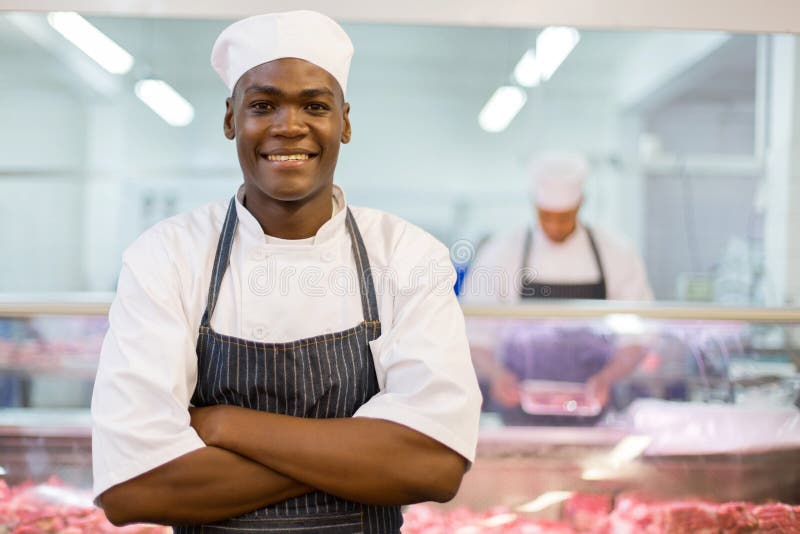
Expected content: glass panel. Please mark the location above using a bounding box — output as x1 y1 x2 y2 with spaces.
405 305 800 531
1 13 797 306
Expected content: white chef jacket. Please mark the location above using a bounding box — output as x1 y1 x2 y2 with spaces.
91 185 482 499
461 224 653 305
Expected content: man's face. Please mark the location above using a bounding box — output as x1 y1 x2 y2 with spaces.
537 204 580 243
224 58 351 204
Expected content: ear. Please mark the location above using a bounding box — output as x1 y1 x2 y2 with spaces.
223 97 235 140
340 102 351 144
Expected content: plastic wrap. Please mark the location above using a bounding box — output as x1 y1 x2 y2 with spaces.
626 399 800 455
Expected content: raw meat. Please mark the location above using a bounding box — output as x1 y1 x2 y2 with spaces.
609 493 800 534
563 493 612 532
751 503 799 534
0 478 169 534
402 504 574 533
403 494 800 534
716 502 758 533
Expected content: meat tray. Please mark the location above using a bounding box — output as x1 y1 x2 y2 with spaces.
519 380 602 416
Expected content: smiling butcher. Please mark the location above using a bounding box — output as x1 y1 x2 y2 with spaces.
89 10 481 534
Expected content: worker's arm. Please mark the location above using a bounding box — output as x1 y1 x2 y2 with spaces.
99 446 311 526
586 342 647 406
191 407 466 505
471 343 520 407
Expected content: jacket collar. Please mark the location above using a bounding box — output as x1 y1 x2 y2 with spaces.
234 184 348 247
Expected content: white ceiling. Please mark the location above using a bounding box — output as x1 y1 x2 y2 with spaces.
1 0 799 33
0 12 697 103
0 12 758 138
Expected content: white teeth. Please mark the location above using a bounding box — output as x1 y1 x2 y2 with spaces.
267 154 310 161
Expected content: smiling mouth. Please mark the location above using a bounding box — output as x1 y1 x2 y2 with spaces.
265 153 316 161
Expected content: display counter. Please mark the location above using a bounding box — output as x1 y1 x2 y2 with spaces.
404 303 800 532
0 295 166 533
1 297 799 532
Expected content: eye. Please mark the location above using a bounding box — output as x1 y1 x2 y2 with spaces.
305 102 330 113
250 101 274 113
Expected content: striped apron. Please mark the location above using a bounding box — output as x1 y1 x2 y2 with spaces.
174 198 403 533
519 225 607 300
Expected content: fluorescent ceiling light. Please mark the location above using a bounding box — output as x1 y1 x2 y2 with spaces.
478 86 527 133
513 49 542 88
582 467 613 480
604 313 646 335
47 12 134 75
581 435 652 480
609 435 652 466
34 483 94 508
515 491 573 513
536 26 580 81
135 79 195 127
481 513 518 527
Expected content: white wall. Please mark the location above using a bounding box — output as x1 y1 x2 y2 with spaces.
0 87 86 170
80 88 239 290
641 99 759 300
0 87 87 292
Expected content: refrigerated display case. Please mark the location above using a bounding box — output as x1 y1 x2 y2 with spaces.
0 294 168 533
402 303 800 533
1 297 799 533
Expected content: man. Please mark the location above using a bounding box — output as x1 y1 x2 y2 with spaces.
91 11 481 533
462 151 652 422
464 152 652 303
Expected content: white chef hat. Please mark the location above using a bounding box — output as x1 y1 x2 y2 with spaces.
530 151 589 211
211 10 354 95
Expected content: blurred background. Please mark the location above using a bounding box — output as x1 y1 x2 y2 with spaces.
1 5 798 305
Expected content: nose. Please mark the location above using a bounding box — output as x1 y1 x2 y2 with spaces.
270 107 307 138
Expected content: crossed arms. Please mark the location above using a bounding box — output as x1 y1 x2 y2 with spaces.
100 407 467 525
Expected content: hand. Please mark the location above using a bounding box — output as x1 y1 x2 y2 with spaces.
490 369 521 408
585 374 611 407
190 405 230 446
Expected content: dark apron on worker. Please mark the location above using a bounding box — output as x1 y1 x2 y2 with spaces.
498 226 610 426
174 198 403 533
519 226 607 300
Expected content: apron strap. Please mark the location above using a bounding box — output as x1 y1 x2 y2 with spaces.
201 199 380 329
520 225 607 295
345 208 380 326
201 197 238 327
520 226 533 275
584 226 607 291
